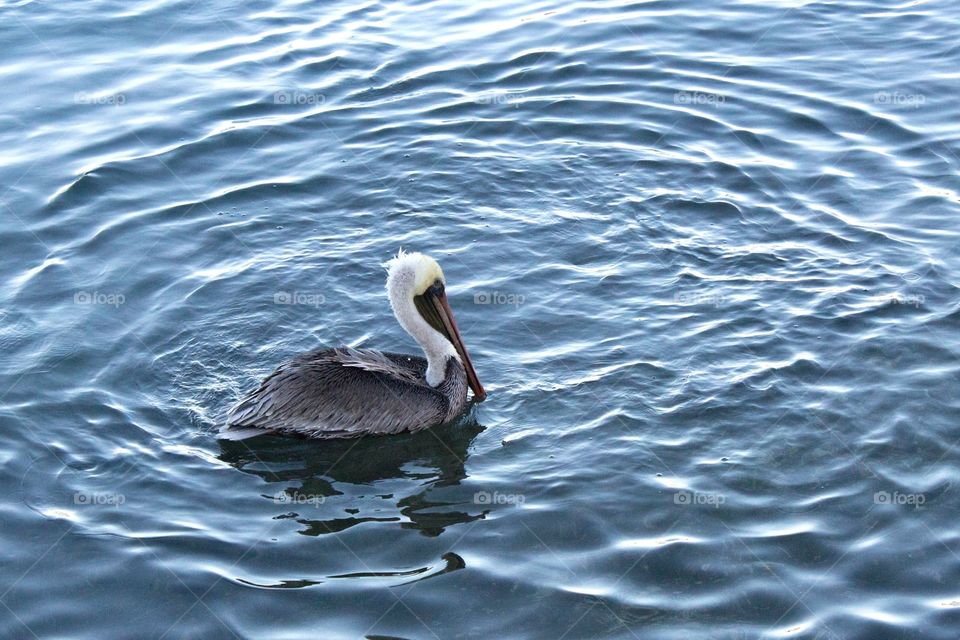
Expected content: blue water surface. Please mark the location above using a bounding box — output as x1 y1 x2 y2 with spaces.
2 0 959 638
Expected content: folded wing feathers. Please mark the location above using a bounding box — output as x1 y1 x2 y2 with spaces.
329 347 421 382
222 347 441 439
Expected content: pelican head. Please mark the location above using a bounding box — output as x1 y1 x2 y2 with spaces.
386 250 486 401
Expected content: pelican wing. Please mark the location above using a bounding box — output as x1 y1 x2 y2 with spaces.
223 347 449 439
332 347 421 381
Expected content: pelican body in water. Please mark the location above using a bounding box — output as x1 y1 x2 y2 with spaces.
222 251 485 440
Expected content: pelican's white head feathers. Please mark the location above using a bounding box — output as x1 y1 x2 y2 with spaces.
385 249 445 297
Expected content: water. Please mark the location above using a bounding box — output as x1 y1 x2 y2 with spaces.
2 0 959 637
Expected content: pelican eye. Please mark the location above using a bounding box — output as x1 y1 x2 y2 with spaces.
429 280 444 296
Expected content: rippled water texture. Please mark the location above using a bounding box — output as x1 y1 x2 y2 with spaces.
2 0 959 638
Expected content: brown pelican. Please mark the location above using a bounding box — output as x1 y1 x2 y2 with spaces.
221 250 485 440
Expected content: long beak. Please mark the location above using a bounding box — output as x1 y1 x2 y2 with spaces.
428 290 486 401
